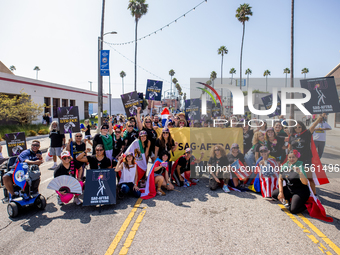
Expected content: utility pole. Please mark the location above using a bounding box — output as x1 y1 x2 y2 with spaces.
97 0 105 133
88 81 92 91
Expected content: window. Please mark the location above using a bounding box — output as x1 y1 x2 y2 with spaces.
62 99 68 107
70 100 75 106
44 97 51 114
53 98 60 118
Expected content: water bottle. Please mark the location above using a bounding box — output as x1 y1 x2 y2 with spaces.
23 162 28 172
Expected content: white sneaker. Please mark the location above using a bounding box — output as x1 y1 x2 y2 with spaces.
49 164 57 170
191 179 199 183
73 197 82 205
222 184 230 193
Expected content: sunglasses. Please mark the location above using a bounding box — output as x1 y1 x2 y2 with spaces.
214 149 220 152
145 121 151 124
294 126 302 129
62 157 71 160
96 149 104 151
101 127 108 130
32 144 40 147
76 135 82 137
260 150 268 153
179 122 185 124
115 131 121 133
163 132 169 134
128 125 134 128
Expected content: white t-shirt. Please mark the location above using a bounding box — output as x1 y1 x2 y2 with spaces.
313 122 331 142
119 164 137 184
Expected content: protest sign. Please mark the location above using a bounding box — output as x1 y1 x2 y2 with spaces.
121 91 141 117
5 132 27 157
57 106 80 134
185 99 201 121
300 77 340 114
145 79 163 101
212 103 221 117
261 94 281 118
83 169 116 206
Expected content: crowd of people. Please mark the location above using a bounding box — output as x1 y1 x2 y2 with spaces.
2 107 332 218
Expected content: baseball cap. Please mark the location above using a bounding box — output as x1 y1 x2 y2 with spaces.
259 146 269 152
139 130 147 137
185 148 192 154
231 143 239 149
61 151 71 158
125 152 133 157
163 127 170 133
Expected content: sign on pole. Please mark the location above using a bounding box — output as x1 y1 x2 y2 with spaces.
57 106 80 134
100 50 110 76
121 91 141 117
185 99 201 121
300 77 340 114
261 94 281 118
83 169 116 206
5 132 27 157
145 79 163 101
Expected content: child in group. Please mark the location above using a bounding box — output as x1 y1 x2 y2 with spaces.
84 119 93 146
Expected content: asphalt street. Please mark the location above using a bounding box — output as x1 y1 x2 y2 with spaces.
0 139 339 254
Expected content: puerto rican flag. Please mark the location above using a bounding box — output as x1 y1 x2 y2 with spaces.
161 107 170 127
230 159 250 180
255 157 279 198
141 158 166 199
125 139 147 183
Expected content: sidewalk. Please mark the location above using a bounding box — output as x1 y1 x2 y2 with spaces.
325 128 340 151
0 130 98 158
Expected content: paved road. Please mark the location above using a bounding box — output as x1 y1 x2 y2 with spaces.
0 147 339 254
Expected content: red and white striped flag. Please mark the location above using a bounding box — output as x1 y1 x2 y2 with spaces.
230 159 251 180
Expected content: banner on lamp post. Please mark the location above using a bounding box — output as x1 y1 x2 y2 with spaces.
100 50 110 76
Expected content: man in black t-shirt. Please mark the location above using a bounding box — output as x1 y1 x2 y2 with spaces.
49 121 65 170
123 121 139 150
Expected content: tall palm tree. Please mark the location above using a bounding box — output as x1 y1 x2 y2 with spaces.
9 65 16 72
263 70 271 92
283 68 290 88
218 46 228 84
33 66 40 80
245 68 252 90
301 67 309 79
290 0 295 121
183 93 187 101
229 68 236 84
236 4 253 87
120 71 126 94
128 0 148 91
169 69 175 98
210 71 217 88
172 78 178 99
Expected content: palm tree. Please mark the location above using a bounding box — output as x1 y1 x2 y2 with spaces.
172 78 178 99
218 46 228 84
290 0 295 121
9 65 16 72
229 68 236 84
236 4 253 87
120 71 126 94
263 70 271 92
301 67 309 79
245 68 252 90
128 0 148 91
33 66 40 79
210 71 217 88
169 69 175 98
183 93 187 101
283 68 290 87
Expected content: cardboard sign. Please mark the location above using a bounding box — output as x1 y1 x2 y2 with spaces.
121 91 141 117
83 169 116 206
212 103 221 117
300 76 340 114
57 106 80 134
5 132 27 157
261 94 281 118
185 99 201 121
145 79 163 101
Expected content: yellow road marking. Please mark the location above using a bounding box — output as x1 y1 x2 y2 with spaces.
119 210 146 255
104 198 143 255
298 213 340 255
278 205 334 254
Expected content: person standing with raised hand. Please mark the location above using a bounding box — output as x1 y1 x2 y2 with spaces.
48 121 65 170
312 113 331 159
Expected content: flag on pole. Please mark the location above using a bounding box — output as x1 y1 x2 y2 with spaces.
125 139 147 183
161 107 170 127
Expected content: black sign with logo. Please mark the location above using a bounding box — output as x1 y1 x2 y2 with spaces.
57 106 80 134
83 169 116 206
145 79 163 101
185 98 201 120
212 103 221 117
121 91 141 117
261 94 281 118
300 77 340 114
5 132 27 157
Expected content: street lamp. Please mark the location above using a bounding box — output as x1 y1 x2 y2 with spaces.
98 31 117 132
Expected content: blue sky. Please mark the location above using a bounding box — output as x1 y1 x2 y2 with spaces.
1 0 339 98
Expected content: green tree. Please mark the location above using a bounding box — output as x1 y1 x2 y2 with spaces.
236 3 252 87
33 66 40 80
301 67 309 79
229 68 236 84
128 0 148 91
0 90 44 124
120 71 126 94
9 65 16 72
263 70 271 92
245 68 252 89
210 71 217 88
283 68 290 87
218 46 228 84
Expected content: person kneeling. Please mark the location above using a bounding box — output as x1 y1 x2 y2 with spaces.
208 145 230 193
154 151 174 196
115 152 141 198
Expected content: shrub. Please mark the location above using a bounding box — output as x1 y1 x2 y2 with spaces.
38 129 47 135
28 130 37 136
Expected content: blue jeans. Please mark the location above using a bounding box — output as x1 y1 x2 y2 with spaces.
120 183 141 198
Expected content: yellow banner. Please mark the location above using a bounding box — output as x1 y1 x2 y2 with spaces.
156 127 243 161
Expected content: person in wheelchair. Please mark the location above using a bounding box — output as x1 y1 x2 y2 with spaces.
3 140 43 200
